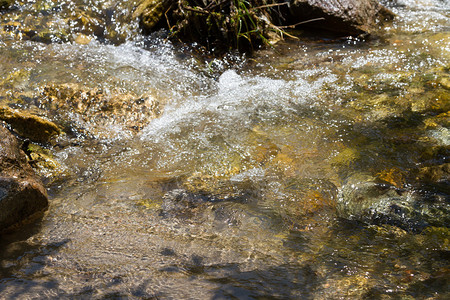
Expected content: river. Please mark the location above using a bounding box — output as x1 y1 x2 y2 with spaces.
0 0 449 298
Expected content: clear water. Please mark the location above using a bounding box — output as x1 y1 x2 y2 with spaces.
0 1 449 298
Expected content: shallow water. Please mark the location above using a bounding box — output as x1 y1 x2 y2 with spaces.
1 0 449 298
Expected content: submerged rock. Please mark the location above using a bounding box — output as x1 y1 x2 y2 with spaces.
24 142 69 186
182 170 251 201
160 189 211 219
0 105 60 143
337 173 449 231
0 125 48 232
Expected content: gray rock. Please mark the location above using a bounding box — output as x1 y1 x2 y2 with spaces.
0 125 48 232
337 173 449 231
287 0 395 35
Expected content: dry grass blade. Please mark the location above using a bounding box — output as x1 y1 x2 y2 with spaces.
278 17 326 29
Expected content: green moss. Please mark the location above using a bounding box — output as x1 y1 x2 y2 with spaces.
25 142 70 185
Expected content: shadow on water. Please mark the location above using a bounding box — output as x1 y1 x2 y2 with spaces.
62 279 163 299
208 263 319 299
0 217 43 251
1 228 162 298
0 217 64 297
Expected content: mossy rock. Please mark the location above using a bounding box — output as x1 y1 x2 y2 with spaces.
0 16 70 45
0 105 60 143
421 226 450 251
415 163 449 184
134 0 172 32
409 89 450 114
182 168 249 201
24 142 70 186
0 0 131 45
40 83 163 138
330 147 360 168
67 8 104 37
440 76 450 90
29 29 70 44
74 33 92 45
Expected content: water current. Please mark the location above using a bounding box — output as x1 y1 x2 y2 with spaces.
0 0 449 298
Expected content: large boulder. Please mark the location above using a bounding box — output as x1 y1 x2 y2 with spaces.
0 125 48 232
287 0 395 35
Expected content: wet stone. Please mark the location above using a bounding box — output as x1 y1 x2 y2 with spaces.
40 83 163 139
287 0 395 35
24 142 70 186
0 125 48 232
0 105 60 143
160 189 214 219
337 173 449 232
134 0 171 32
0 0 13 10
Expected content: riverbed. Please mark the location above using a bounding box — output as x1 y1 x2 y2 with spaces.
0 0 449 298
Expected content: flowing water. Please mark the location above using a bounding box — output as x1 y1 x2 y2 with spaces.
0 0 449 298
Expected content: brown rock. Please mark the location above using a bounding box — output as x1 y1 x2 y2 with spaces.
134 0 172 32
40 83 162 138
0 125 48 232
0 105 60 143
287 0 395 35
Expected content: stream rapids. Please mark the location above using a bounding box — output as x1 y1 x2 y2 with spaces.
0 0 449 299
